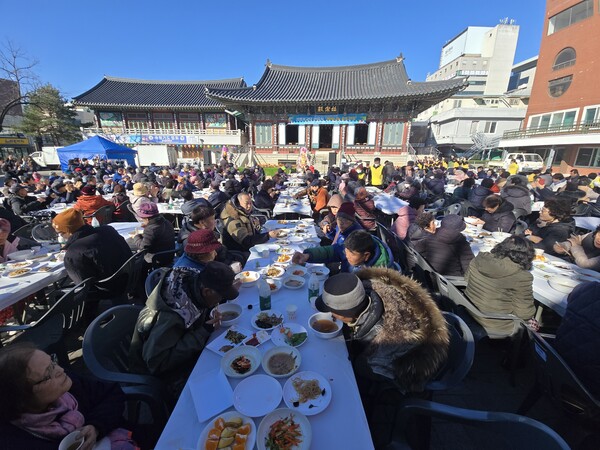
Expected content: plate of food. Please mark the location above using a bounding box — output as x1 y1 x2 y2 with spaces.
262 346 301 378
221 346 262 378
285 265 308 278
198 411 256 450
7 268 32 278
235 271 260 288
262 266 285 278
252 310 284 331
276 239 291 246
210 303 243 327
274 230 289 238
241 330 270 347
233 375 283 418
548 277 579 294
283 371 332 416
257 409 311 450
275 254 292 264
307 265 329 281
288 235 304 244
464 217 480 225
271 324 308 348
206 326 253 356
282 276 305 290
6 260 33 270
266 278 282 294
277 247 294 255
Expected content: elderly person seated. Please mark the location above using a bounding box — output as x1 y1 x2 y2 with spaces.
525 198 575 256
554 225 600 272
0 343 138 450
7 184 49 216
406 212 436 247
319 194 343 242
468 178 494 209
52 209 132 293
253 179 278 211
315 270 448 393
72 185 114 224
129 183 159 221
220 193 280 253
293 229 395 273
353 187 377 232
392 197 426 240
129 261 239 390
0 218 34 263
132 203 175 269
173 229 222 272
501 177 532 216
465 235 536 335
469 195 515 233
179 189 205 217
414 215 474 277
295 179 329 217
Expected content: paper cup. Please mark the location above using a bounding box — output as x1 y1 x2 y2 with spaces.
476 223 484 233
309 296 318 311
286 304 298 321
59 431 84 450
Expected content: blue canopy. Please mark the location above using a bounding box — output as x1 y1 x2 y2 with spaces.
57 136 137 171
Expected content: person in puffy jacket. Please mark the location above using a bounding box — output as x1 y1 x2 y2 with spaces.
471 195 516 233
554 225 600 272
501 177 532 216
468 178 494 209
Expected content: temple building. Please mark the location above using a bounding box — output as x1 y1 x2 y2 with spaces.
73 57 467 168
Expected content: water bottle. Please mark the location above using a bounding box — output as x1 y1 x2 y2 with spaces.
91 216 100 227
258 275 272 311
168 197 174 210
308 272 320 303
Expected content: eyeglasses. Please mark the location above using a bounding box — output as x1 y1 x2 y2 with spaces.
32 353 59 386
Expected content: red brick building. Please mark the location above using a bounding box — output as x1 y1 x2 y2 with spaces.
500 0 600 174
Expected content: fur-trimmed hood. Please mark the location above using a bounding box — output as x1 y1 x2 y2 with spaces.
354 267 449 392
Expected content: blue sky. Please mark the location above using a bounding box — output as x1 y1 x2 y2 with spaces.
2 0 546 99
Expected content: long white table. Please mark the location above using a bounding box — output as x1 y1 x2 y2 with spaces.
155 220 374 450
575 216 600 231
373 193 407 216
273 193 312 217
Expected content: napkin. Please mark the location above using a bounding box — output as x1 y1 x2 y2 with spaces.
188 368 233 423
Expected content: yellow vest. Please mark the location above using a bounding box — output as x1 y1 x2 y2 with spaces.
370 165 384 186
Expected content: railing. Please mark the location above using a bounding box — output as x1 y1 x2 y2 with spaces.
82 127 243 136
503 122 600 139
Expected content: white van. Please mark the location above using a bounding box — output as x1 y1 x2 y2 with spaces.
488 152 544 173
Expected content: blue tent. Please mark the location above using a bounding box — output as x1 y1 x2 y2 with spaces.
57 136 137 171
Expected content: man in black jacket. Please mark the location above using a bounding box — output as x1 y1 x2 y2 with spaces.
52 209 132 293
7 184 50 216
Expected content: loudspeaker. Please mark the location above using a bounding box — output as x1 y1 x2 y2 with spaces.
328 152 337 167
203 149 212 165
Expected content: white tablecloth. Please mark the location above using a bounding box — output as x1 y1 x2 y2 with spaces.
575 216 600 231
373 194 407 215
0 257 66 311
155 221 374 450
273 194 312 217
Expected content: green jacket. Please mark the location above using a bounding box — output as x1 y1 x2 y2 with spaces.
129 270 212 379
305 235 394 272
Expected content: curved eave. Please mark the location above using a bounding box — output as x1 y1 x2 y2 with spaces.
72 102 226 110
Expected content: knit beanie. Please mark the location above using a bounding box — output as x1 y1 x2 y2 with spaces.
52 209 85 234
336 202 356 221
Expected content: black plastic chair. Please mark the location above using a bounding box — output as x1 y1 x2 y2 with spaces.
12 223 35 240
0 278 92 365
150 248 177 270
31 222 59 244
93 251 146 303
84 204 115 225
376 222 408 273
114 199 137 222
82 305 170 427
518 329 600 425
386 399 570 450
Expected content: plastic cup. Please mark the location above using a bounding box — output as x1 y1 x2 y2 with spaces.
476 223 484 233
286 304 298 321
261 249 270 258
309 296 318 310
59 431 84 450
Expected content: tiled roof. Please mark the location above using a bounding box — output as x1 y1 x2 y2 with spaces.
72 76 247 109
207 58 468 104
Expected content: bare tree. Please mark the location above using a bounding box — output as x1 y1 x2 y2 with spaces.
0 39 41 132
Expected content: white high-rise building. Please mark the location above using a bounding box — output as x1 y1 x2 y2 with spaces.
418 23 534 157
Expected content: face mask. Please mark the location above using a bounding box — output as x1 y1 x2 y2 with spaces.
57 235 67 244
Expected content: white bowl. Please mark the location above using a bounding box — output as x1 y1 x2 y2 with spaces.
220 345 262 378
285 265 308 277
261 346 301 378
274 254 293 264
307 265 330 281
261 266 285 278
211 303 243 327
491 231 512 243
7 250 35 261
282 275 306 290
548 277 579 294
464 217 480 225
235 271 260 288
266 277 282 294
308 312 342 339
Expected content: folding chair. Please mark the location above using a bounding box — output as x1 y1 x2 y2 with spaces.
84 204 116 225
145 267 170 297
93 251 146 303
31 222 59 244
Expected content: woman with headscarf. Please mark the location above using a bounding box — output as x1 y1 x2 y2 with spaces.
319 194 343 242
353 187 377 232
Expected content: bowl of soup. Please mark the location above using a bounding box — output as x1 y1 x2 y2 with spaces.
308 312 342 339
210 303 243 327
235 270 260 288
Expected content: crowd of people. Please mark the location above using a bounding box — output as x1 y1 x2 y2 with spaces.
1 150 600 449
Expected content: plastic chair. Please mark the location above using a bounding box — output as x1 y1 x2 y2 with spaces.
12 223 35 240
442 203 462 216
150 248 177 269
405 246 437 291
252 204 273 219
387 399 570 450
513 208 529 220
513 219 528 235
145 267 170 297
0 278 92 366
31 222 59 244
93 251 146 302
82 305 171 426
127 203 143 223
84 204 115 225
518 329 600 425
377 222 408 273
114 199 137 222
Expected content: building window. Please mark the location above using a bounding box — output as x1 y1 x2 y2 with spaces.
574 147 600 167
484 122 497 133
354 124 369 145
382 122 404 146
285 124 299 144
582 106 600 126
152 112 174 129
548 75 573 97
178 112 200 130
548 0 593 34
126 112 148 129
469 121 479 134
255 123 272 145
553 48 576 70
453 99 462 108
529 110 578 129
